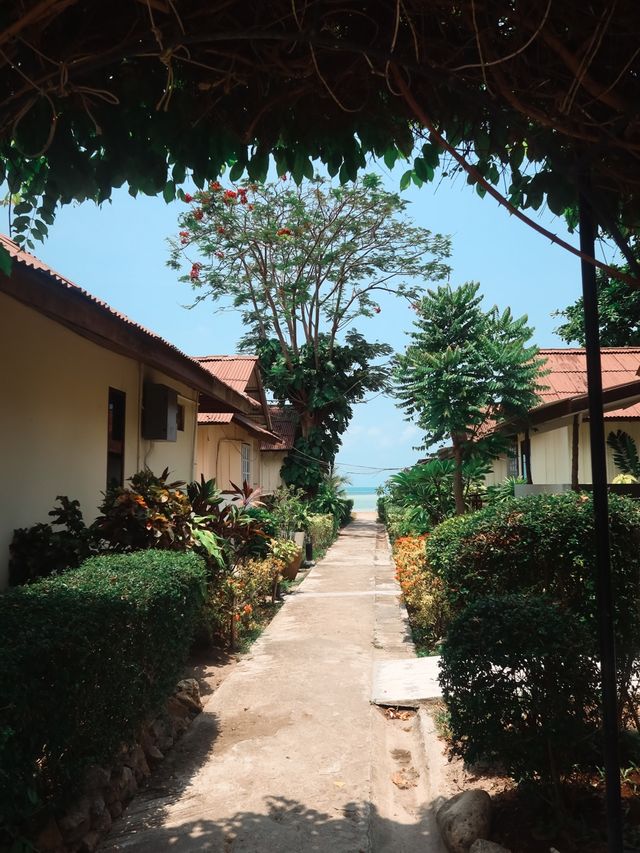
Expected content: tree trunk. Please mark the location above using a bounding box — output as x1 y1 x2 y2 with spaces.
452 437 465 515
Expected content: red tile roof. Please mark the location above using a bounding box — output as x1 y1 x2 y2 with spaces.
538 348 640 419
197 411 279 442
195 355 262 410
260 406 298 451
195 355 258 393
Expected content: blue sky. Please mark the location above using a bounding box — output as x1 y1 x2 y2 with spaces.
10 161 591 486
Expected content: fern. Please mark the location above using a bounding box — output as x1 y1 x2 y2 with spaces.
607 430 640 478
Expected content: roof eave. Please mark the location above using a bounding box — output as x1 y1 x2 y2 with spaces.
1 261 254 415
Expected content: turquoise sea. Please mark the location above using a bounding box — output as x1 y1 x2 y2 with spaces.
345 486 379 512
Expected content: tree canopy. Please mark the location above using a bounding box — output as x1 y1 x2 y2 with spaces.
169 174 450 491
554 245 640 346
394 282 544 514
1 2 640 276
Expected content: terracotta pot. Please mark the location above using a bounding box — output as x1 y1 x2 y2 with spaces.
282 548 303 581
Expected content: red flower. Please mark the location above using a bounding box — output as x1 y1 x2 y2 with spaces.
276 227 292 237
190 262 202 280
215 251 224 259
193 209 204 221
240 196 247 204
224 190 237 199
217 226 225 234
184 193 194 203
247 204 254 211
210 181 222 191
179 230 189 237
374 306 381 314
280 174 287 181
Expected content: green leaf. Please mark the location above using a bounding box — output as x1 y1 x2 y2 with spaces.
13 201 32 215
0 244 12 276
399 169 413 191
229 160 246 182
171 162 186 184
162 181 175 203
383 147 399 170
413 157 434 183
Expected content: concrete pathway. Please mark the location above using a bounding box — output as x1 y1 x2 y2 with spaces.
102 514 445 852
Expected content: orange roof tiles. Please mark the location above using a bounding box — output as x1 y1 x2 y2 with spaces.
195 356 258 392
537 348 640 420
260 406 298 451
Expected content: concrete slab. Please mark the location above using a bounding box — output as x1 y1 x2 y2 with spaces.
371 657 442 707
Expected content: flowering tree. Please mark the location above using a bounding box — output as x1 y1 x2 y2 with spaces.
169 174 451 491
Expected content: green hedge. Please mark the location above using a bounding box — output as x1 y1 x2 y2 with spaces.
426 493 640 639
307 513 335 554
440 594 600 785
0 550 207 836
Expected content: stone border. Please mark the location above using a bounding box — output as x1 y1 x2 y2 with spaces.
32 679 204 853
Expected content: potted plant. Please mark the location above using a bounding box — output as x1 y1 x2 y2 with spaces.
268 537 303 581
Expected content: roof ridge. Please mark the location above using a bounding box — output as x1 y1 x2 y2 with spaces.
195 354 257 361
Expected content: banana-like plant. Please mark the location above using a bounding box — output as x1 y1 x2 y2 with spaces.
607 430 640 479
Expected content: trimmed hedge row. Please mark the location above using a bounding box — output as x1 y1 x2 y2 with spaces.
0 551 207 834
307 513 336 554
431 492 640 788
427 493 640 652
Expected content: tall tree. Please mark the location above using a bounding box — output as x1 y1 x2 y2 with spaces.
393 282 544 514
169 174 451 491
554 244 640 345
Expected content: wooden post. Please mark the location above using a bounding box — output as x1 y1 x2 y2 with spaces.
579 195 623 852
571 415 580 491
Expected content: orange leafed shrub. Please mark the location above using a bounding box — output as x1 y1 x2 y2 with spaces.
392 535 450 651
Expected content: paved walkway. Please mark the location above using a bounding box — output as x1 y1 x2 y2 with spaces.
102 514 444 852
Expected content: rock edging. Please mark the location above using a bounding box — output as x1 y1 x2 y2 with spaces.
33 678 203 853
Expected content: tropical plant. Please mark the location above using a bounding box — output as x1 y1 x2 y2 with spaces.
268 537 301 564
485 476 526 505
266 485 309 539
394 282 544 514
169 174 451 492
308 472 352 528
607 429 640 479
96 467 193 551
385 457 492 530
9 496 97 585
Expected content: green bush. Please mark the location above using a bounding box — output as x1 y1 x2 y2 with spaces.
427 492 640 629
307 513 335 554
9 496 97 586
429 492 640 723
385 502 432 540
440 594 600 789
0 551 206 837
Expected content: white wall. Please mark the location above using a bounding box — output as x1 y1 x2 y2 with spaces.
261 452 287 493
0 292 198 587
196 422 261 491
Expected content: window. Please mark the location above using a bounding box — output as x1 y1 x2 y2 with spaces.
241 443 251 486
520 438 530 483
176 404 185 432
107 388 126 488
506 438 519 478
